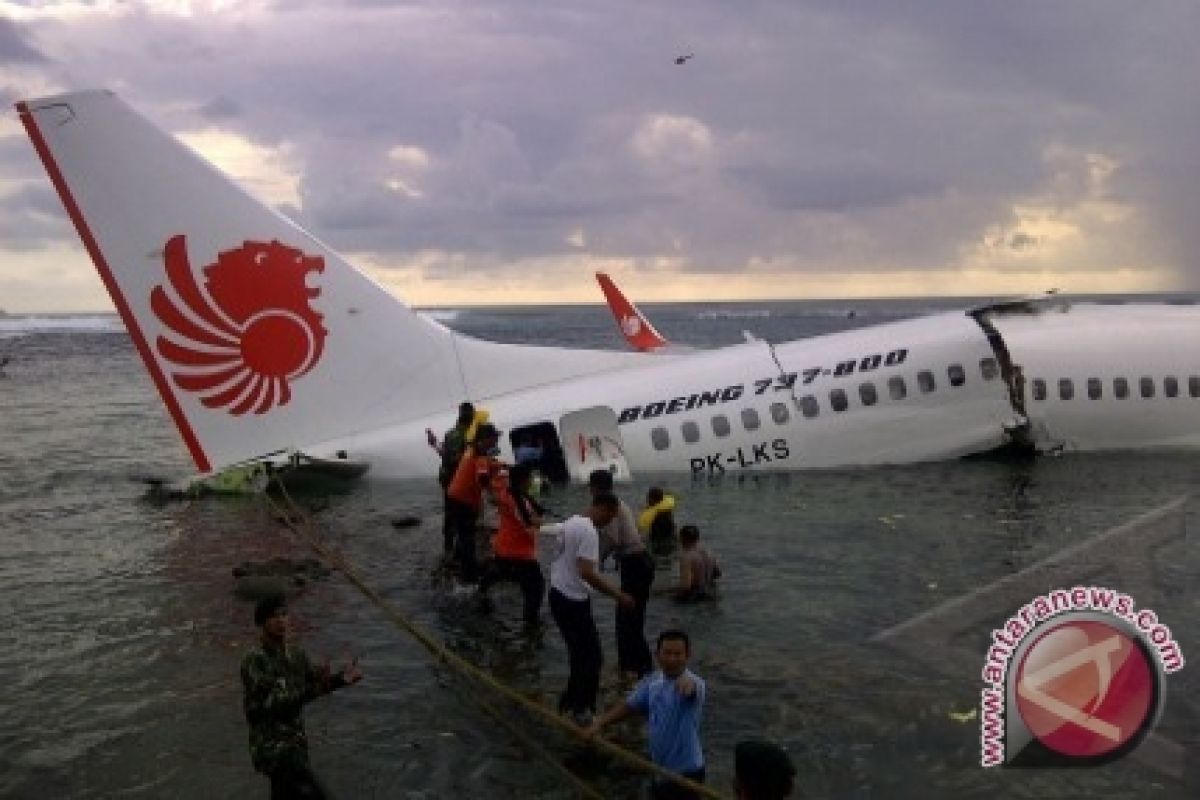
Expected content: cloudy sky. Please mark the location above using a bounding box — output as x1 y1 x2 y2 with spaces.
1 1 1197 311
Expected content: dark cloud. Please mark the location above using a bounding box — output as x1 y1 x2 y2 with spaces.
0 19 46 65
1007 232 1038 251
196 96 242 121
729 162 942 213
1 1 1197 291
0 184 71 249
0 135 48 181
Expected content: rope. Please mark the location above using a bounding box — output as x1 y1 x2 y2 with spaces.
469 685 606 800
264 481 724 800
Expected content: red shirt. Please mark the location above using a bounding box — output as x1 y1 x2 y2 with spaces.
493 488 539 560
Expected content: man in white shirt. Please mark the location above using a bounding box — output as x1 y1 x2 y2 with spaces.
544 493 634 724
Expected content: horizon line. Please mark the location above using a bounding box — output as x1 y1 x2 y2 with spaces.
6 288 1200 316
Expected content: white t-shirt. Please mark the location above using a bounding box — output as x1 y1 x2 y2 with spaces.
550 515 601 601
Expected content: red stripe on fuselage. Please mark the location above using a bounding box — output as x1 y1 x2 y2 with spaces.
16 99 213 472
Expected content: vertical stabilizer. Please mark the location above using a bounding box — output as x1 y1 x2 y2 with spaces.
17 91 465 472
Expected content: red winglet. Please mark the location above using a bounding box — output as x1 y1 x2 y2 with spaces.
596 273 670 352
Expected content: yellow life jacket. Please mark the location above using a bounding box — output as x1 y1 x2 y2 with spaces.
638 494 676 534
465 408 490 442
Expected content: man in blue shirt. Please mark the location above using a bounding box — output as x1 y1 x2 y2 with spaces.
588 629 706 799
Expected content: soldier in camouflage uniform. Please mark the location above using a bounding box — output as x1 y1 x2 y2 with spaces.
437 402 475 557
241 595 362 799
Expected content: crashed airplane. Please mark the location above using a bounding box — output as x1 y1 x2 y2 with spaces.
17 91 1200 482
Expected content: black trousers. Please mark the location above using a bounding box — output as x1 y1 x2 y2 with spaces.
616 550 655 677
549 587 602 715
446 497 480 582
268 762 328 799
440 488 454 555
479 557 546 622
651 767 706 800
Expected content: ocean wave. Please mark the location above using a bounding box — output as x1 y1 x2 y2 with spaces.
0 315 124 334
792 307 891 319
696 309 773 320
695 305 956 321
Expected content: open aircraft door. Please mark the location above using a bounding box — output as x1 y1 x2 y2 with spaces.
559 407 632 484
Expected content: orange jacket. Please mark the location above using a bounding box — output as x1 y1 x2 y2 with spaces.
493 489 540 560
447 445 499 509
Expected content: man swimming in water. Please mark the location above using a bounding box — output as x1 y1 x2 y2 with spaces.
658 525 720 601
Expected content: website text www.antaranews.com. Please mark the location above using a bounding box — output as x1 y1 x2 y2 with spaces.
979 585 1184 767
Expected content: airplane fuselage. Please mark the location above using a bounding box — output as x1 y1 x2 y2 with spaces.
315 299 1200 480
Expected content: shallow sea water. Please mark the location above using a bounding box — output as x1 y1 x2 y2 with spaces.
1 300 1199 799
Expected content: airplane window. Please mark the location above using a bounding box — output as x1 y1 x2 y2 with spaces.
888 375 907 400
681 421 700 444
1140 377 1155 398
1087 378 1102 400
948 363 966 387
1165 376 1179 398
742 407 761 431
712 415 731 437
651 427 670 451
799 395 820 418
1114 377 1129 399
859 382 878 406
1032 379 1047 401
980 358 999 381
1058 379 1074 401
917 370 936 394
770 402 789 424
830 388 848 412
1190 377 1200 398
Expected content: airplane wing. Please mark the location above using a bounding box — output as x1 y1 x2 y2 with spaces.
596 272 671 352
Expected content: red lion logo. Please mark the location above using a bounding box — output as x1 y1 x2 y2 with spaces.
151 235 327 415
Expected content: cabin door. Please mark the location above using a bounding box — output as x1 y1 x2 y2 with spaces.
508 420 570 485
559 406 632 484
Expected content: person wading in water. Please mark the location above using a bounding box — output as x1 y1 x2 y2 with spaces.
240 595 362 799
430 402 475 559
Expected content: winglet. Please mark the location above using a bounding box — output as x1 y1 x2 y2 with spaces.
596 272 670 352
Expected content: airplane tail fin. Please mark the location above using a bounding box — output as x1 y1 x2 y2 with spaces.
16 91 469 473
596 272 670 352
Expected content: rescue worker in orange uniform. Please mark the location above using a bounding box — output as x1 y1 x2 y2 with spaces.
445 421 503 584
477 461 546 622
